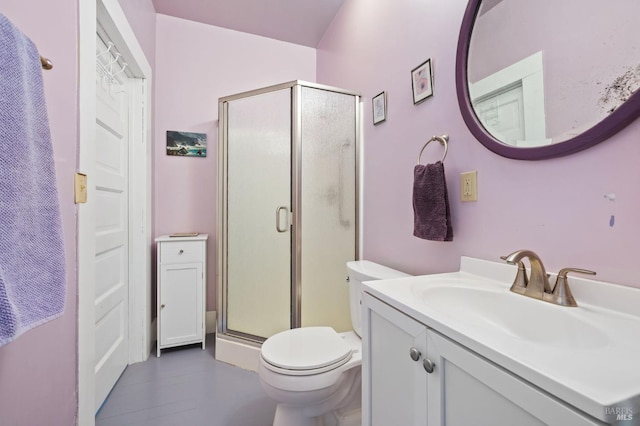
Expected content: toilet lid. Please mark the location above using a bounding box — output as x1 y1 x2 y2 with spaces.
261 327 352 371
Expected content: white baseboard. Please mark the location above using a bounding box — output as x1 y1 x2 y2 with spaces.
215 334 260 372
206 310 217 334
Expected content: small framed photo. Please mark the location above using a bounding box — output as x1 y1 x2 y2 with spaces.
411 58 434 104
372 91 387 125
166 131 207 157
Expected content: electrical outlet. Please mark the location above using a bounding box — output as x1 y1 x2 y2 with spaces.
461 171 478 202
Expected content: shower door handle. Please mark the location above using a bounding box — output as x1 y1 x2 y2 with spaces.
275 206 289 233
338 140 351 228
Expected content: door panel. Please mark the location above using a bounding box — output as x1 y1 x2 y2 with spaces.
159 263 203 346
428 330 600 426
226 89 292 339
94 35 129 411
474 84 525 145
363 294 429 426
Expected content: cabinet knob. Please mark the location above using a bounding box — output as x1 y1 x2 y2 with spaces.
423 358 435 374
178 249 184 255
161 304 165 309
409 347 421 361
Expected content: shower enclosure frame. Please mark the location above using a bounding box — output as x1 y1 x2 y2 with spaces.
216 80 361 346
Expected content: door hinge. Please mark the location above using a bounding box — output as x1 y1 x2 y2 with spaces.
74 172 87 204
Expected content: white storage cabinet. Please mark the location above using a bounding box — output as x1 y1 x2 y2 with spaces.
156 234 208 357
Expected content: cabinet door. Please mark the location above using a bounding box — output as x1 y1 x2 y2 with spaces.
363 294 429 426
427 330 602 426
159 263 203 346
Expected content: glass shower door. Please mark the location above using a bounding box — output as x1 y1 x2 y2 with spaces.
225 88 292 340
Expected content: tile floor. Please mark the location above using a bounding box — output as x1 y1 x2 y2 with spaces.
96 335 276 426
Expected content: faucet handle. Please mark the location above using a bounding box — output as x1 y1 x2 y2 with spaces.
546 268 596 307
500 255 528 294
557 268 596 278
500 254 516 264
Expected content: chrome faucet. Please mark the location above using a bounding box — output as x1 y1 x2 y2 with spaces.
499 256 528 294
501 250 596 307
502 250 552 300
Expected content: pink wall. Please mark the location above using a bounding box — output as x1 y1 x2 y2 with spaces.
117 0 157 67
154 15 316 310
317 0 640 288
0 3 79 425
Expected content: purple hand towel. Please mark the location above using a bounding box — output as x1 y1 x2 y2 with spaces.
0 14 66 346
413 161 453 241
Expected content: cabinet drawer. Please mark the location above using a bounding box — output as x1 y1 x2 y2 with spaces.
160 241 203 264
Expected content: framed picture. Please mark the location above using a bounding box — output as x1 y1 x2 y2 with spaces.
372 91 387 125
166 131 207 157
411 58 434 104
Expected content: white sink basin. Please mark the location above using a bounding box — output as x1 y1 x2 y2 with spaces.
412 281 609 349
363 257 640 423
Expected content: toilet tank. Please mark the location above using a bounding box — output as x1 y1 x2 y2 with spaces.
346 261 410 337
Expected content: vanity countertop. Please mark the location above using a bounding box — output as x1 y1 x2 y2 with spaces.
363 256 640 423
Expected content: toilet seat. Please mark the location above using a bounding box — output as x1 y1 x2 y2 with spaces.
261 327 352 376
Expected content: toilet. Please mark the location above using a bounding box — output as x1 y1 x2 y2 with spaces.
258 261 410 426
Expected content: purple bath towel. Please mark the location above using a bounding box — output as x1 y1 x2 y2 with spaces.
0 14 66 346
413 162 453 241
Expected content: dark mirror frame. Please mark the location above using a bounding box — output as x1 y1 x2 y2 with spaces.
456 0 640 160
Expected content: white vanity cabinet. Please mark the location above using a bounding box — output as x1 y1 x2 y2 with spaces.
363 292 429 425
156 234 208 357
362 293 602 426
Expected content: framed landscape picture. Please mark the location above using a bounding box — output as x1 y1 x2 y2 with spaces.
166 131 207 157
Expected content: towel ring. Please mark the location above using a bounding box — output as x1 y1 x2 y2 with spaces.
417 134 449 165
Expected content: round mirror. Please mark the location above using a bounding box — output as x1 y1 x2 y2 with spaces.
456 0 640 160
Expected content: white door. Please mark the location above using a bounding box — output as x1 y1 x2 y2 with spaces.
94 35 130 411
78 3 152 423
473 84 526 145
469 52 550 147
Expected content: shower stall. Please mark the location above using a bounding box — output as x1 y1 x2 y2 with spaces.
216 81 360 351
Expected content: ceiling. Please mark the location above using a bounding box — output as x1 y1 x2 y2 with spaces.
151 0 346 48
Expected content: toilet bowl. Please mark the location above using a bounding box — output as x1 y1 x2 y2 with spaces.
258 261 410 426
